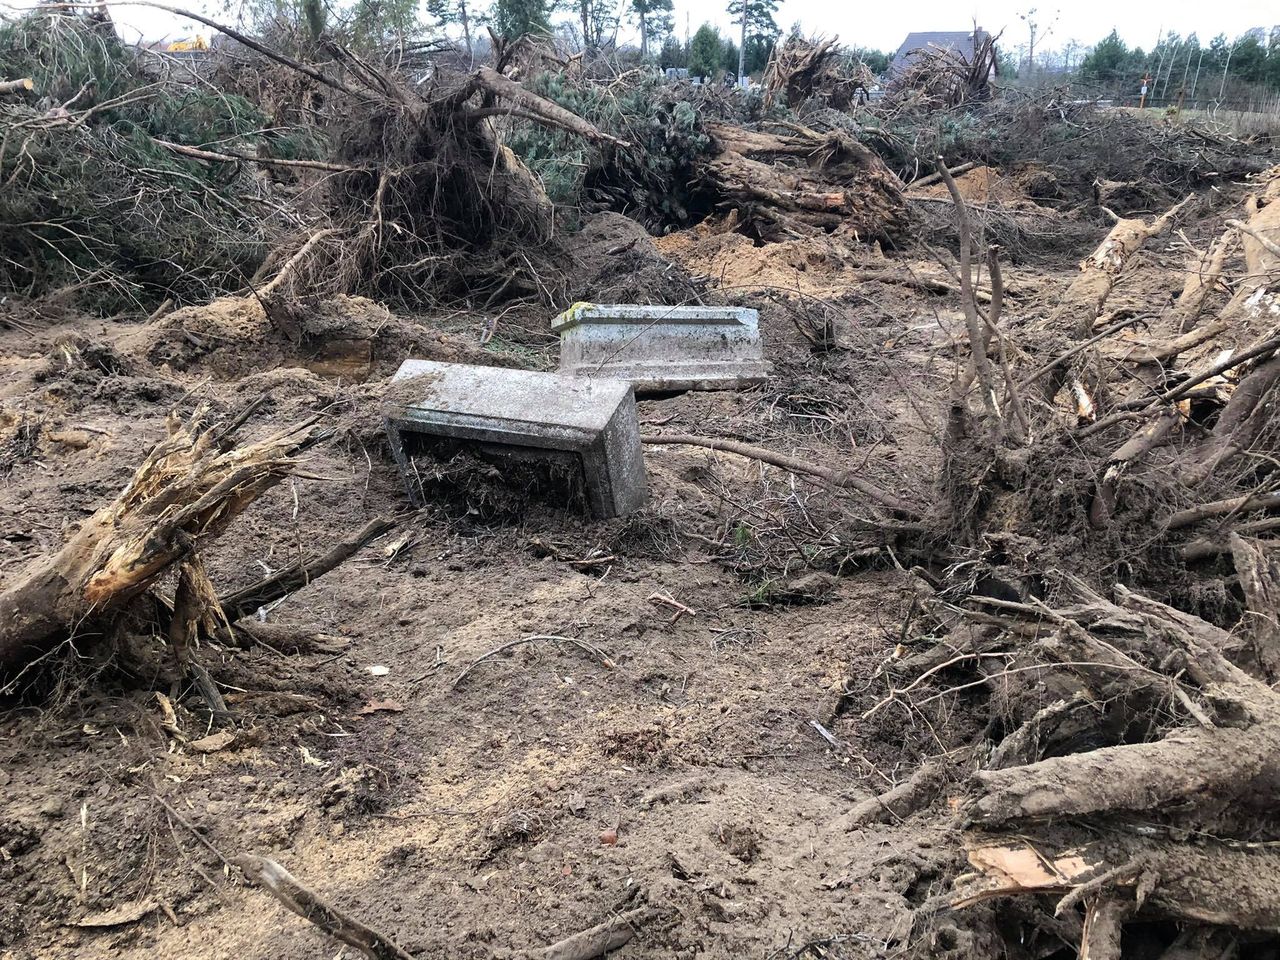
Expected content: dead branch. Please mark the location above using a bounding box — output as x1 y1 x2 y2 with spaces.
452 635 614 688
938 157 1001 433
259 228 344 298
1226 217 1280 261
234 854 413 960
1171 228 1236 333
1089 410 1182 527
537 906 655 960
985 245 1029 441
836 757 951 827
1123 313 1233 365
909 160 978 189
1019 315 1148 390
1090 332 1280 425
219 516 397 622
463 67 629 148
847 268 995 303
640 433 921 517
155 139 362 174
1182 350 1280 485
1179 516 1280 561
1166 489 1280 530
0 78 34 95
231 621 351 655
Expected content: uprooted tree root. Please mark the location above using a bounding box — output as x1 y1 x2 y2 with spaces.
817 159 1280 954
870 569 1280 956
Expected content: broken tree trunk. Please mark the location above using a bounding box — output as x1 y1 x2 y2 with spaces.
0 408 320 674
1176 178 1280 484
697 122 907 243
1170 227 1236 334
1051 194 1196 340
1183 175 1280 363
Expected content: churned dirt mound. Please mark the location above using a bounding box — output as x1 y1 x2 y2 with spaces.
909 165 1037 206
654 223 862 297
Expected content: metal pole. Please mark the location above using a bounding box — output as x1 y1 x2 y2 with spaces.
737 0 747 85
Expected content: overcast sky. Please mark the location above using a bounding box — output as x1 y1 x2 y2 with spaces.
18 0 1280 53
670 0 1276 54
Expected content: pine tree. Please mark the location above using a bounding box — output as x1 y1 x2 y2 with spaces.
577 0 619 53
659 35 686 69
725 0 778 76
688 23 722 80
631 0 673 61
494 0 549 40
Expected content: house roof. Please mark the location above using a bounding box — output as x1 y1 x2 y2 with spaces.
891 30 990 73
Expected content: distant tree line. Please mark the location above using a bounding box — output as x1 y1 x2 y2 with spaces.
1012 26 1280 104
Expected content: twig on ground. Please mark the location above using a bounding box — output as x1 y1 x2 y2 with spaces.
648 592 696 623
220 517 397 621
640 433 920 517
452 635 615 688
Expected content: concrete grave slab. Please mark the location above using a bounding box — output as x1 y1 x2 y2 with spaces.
552 303 771 393
383 359 647 518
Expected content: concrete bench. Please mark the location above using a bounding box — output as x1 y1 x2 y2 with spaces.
383 359 647 518
552 303 771 393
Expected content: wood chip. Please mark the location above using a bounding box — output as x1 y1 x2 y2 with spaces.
74 899 157 927
188 730 236 753
357 699 405 715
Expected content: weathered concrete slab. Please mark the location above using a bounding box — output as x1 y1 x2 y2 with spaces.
383 359 647 518
552 303 771 393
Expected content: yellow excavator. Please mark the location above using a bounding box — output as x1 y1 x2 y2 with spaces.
165 35 209 51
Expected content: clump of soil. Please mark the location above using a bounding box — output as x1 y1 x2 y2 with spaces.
653 216 879 296
565 212 706 306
